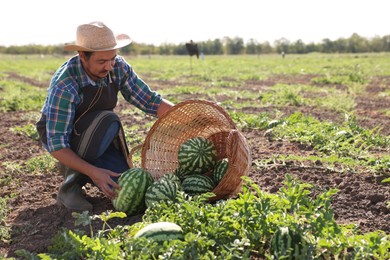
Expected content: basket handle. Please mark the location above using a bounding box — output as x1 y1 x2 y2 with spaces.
127 144 143 168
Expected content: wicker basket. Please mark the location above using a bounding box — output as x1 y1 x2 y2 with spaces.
129 99 252 201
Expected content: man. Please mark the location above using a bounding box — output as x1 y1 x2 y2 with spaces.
36 21 174 212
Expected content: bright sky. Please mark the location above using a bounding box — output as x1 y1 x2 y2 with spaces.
1 0 388 47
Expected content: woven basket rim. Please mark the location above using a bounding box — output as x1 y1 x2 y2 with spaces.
148 99 235 134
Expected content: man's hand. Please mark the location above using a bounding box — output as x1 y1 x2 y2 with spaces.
51 148 121 199
89 168 121 199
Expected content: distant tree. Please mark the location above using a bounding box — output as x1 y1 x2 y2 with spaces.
259 41 273 54
3 33 390 55
210 39 223 55
246 38 261 55
305 42 319 53
382 35 390 52
224 37 244 55
174 44 188 55
348 33 369 53
200 39 223 55
321 38 334 53
274 38 290 54
370 36 384 52
290 39 306 54
137 44 157 55
159 43 175 55
334 38 349 53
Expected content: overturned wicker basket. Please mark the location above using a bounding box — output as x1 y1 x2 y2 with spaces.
129 99 251 201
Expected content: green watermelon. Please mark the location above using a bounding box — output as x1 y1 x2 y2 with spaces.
178 137 217 175
270 227 309 259
212 158 229 184
145 178 178 207
134 222 184 243
112 168 153 215
335 130 353 140
182 174 215 195
160 173 182 188
174 167 191 182
267 119 284 129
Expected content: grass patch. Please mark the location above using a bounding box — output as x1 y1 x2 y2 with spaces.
24 154 57 174
0 197 10 244
0 80 46 112
265 112 390 174
11 123 40 141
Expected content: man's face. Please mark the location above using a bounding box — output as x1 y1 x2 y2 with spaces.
80 50 117 81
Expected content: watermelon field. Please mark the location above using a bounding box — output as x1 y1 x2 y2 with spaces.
0 53 389 259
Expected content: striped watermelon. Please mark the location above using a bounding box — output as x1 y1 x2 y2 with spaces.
182 174 215 196
160 173 182 189
134 222 184 243
212 158 229 184
178 137 217 175
267 119 284 129
145 178 178 207
112 168 153 215
270 227 308 259
174 167 191 182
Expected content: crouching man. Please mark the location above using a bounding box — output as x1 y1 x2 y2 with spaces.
36 21 173 211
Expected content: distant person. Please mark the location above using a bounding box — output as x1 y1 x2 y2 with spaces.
36 21 174 212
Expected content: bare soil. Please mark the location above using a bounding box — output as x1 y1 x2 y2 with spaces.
0 74 389 258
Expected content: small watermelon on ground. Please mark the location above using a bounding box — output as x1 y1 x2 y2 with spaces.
212 158 229 184
134 222 184 243
112 168 153 215
335 130 353 140
267 119 284 129
182 174 215 196
270 226 310 259
178 137 217 175
145 178 178 208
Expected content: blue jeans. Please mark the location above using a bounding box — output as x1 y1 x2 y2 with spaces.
93 122 129 182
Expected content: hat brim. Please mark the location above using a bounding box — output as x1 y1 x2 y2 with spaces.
64 34 132 52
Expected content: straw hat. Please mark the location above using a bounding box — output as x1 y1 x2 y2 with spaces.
64 21 132 52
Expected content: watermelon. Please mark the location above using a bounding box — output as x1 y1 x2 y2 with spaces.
212 158 229 184
270 227 308 259
134 222 184 243
335 130 353 140
160 173 182 188
267 119 284 129
112 168 153 215
182 174 215 195
174 167 192 182
145 178 178 207
178 137 217 175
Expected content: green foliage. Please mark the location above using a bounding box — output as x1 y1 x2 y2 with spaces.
23 154 56 174
29 176 390 259
0 197 10 244
268 112 390 174
260 84 304 106
4 34 390 55
229 111 270 129
0 80 46 112
11 123 40 141
2 154 56 175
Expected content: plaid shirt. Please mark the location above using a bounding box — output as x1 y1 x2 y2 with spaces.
40 55 162 153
